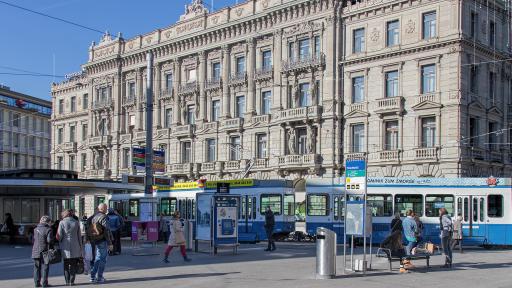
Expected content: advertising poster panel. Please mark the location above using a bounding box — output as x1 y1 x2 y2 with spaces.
132 147 145 171
153 150 165 173
196 194 212 241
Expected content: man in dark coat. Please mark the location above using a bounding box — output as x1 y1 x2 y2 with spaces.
32 216 54 287
264 206 276 251
4 213 16 244
107 208 124 255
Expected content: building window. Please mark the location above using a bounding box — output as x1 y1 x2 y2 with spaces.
469 117 479 146
489 71 496 103
262 51 272 70
69 125 76 142
187 105 195 125
352 76 365 103
256 134 267 159
299 83 311 107
206 139 216 162
13 133 19 148
386 20 400 46
165 73 173 89
422 11 436 39
314 36 321 57
236 56 245 74
211 100 220 121
181 142 191 163
81 124 88 141
83 94 88 109
261 91 272 115
56 156 63 170
230 136 241 160
352 124 365 153
59 99 64 114
212 63 221 80
421 64 436 94
470 66 478 93
128 82 136 98
81 153 87 172
122 148 130 169
299 38 310 60
353 28 365 53
57 128 63 144
165 108 172 128
69 155 75 171
297 128 307 155
187 69 196 83
29 136 35 150
385 121 399 150
421 117 436 147
385 70 399 97
489 21 495 47
70 96 76 113
488 122 499 151
236 96 245 118
470 12 478 38
99 118 107 135
288 42 294 59
13 113 20 127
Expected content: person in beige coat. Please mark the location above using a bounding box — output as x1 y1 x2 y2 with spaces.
162 211 191 263
57 209 83 286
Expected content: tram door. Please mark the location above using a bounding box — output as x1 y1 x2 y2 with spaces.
456 196 487 243
240 195 256 233
332 195 345 243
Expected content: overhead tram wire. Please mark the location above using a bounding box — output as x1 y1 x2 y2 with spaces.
0 72 65 78
0 0 104 35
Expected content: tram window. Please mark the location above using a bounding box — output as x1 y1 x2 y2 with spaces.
334 197 339 221
487 195 503 218
479 197 484 222
425 195 454 217
456 198 462 217
252 197 257 219
367 195 393 217
20 199 39 224
307 194 329 216
247 197 252 219
260 194 282 215
472 199 478 222
284 195 295 216
463 198 469 222
340 196 345 219
395 194 423 217
129 199 139 217
160 198 177 216
192 200 196 220
241 197 246 220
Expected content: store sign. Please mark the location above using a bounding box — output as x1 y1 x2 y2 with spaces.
216 183 230 194
345 160 366 193
132 147 146 171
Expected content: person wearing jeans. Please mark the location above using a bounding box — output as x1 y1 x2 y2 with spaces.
32 216 54 288
86 203 113 283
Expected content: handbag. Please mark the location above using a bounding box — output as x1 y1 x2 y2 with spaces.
76 258 85 274
42 247 62 265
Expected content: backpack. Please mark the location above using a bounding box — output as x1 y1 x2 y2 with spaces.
86 215 105 242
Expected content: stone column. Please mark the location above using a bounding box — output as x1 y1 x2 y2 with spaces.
198 51 207 122
88 79 95 137
112 73 121 137
273 30 283 111
246 39 256 117
173 60 181 124
154 63 162 128
222 45 231 119
136 69 144 130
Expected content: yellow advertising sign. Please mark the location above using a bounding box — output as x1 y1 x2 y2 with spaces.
205 179 254 188
171 182 200 190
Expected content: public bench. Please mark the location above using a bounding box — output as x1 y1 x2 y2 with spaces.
376 248 430 271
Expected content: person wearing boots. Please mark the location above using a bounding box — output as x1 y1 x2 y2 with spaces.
264 206 276 252
163 211 191 263
380 230 409 273
439 208 454 268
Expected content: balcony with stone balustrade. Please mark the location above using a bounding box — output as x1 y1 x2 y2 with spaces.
205 78 222 91
224 160 241 171
169 163 193 175
281 53 325 73
229 72 247 87
159 88 174 100
278 154 320 169
374 97 404 115
88 135 112 147
345 152 366 161
254 66 273 82
249 114 270 125
62 142 77 152
200 121 218 133
173 124 194 138
200 161 223 174
378 150 400 162
220 117 244 132
178 82 199 95
489 151 503 163
134 131 147 142
277 105 321 123
415 93 440 105
252 158 270 169
122 94 136 107
414 147 439 161
469 147 486 161
92 98 113 111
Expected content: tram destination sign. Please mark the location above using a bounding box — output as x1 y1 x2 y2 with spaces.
345 159 366 193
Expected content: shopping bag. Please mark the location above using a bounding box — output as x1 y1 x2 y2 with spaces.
426 242 435 254
84 243 93 261
42 248 62 265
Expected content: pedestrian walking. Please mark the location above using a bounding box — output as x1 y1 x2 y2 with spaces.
163 211 191 263
159 213 169 242
390 212 403 233
86 203 113 284
451 215 463 253
51 219 60 241
380 230 409 273
107 208 123 255
32 216 54 288
264 206 276 252
414 214 424 243
2 213 16 245
439 208 454 268
402 209 418 256
57 209 83 286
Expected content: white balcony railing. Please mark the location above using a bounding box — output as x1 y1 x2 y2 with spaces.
178 82 198 95
279 105 321 122
254 66 273 81
221 118 243 131
229 72 247 86
374 97 403 113
224 160 241 170
92 98 113 110
379 150 400 161
253 158 269 169
250 114 270 125
88 135 112 146
122 95 136 106
159 88 174 100
282 53 325 72
205 78 221 91
173 124 194 137
201 162 216 172
278 154 320 167
345 152 366 161
62 142 77 152
414 147 438 160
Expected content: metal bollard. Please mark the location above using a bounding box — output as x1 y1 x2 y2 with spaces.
316 227 337 279
183 221 194 251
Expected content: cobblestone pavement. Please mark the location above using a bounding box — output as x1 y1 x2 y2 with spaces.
0 241 511 288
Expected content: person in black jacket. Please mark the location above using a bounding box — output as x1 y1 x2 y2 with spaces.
264 206 276 252
32 216 54 287
390 212 403 233
4 213 16 244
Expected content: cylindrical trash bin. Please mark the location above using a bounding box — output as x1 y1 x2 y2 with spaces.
316 227 337 279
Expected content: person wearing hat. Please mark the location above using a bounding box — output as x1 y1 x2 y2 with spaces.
107 208 123 255
32 215 54 287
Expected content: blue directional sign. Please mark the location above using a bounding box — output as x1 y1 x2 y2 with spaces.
345 160 366 193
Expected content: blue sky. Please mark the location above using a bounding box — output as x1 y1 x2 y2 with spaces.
0 0 237 100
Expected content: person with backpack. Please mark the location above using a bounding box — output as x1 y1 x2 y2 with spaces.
107 208 123 255
86 203 113 284
439 208 454 268
32 215 54 287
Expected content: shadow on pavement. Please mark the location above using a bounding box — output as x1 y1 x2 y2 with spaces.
100 272 241 284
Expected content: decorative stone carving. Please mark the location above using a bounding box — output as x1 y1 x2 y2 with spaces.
182 55 197 67
180 99 187 124
405 20 415 34
211 16 219 25
306 125 316 154
235 7 244 17
208 50 221 59
231 43 246 54
261 0 270 9
181 0 208 21
370 28 380 42
288 129 296 154
283 21 322 37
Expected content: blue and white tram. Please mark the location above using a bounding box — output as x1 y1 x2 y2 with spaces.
306 177 512 247
204 179 296 242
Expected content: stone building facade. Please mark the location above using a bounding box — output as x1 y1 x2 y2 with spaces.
51 0 512 180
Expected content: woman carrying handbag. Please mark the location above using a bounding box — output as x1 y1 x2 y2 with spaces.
32 216 55 288
57 210 83 286
162 211 191 263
